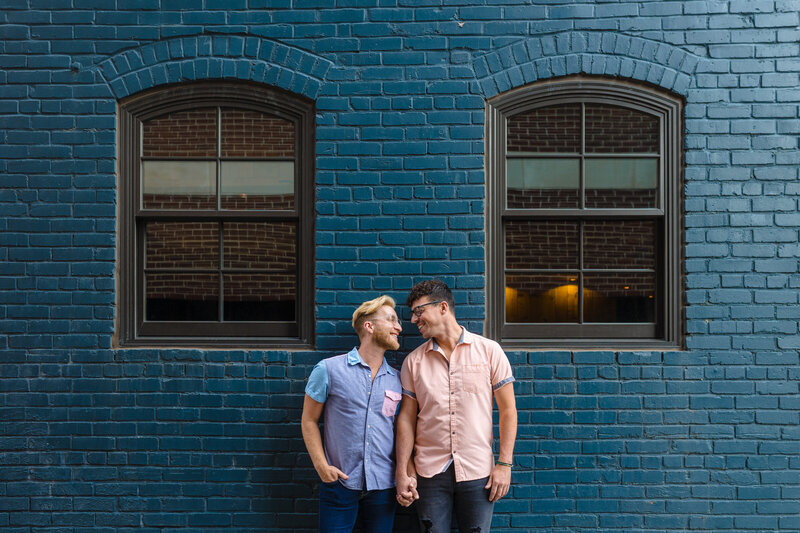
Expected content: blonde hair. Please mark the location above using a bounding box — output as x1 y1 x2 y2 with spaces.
352 295 396 337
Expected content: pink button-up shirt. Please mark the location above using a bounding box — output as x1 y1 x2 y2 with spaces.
400 328 514 482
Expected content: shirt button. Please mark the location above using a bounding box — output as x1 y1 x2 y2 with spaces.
451 412 454 415
451 431 455 435
450 391 454 395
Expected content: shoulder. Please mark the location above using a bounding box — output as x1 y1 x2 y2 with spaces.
402 341 431 368
468 331 504 352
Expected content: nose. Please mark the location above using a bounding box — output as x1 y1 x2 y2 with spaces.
410 313 418 324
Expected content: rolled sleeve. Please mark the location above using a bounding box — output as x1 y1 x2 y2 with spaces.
305 360 329 403
400 357 416 399
488 342 514 390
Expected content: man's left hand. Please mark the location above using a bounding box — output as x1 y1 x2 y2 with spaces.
484 463 511 502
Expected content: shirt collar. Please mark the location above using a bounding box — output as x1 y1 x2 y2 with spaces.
346 347 396 376
430 326 471 352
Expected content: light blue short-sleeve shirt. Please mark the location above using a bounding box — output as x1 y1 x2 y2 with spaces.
304 347 402 491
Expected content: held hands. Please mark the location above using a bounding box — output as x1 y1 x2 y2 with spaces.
485 463 511 502
395 474 419 507
317 464 349 484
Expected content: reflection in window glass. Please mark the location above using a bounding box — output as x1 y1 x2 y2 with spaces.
146 222 219 270
142 161 216 210
221 109 294 158
585 104 659 154
584 272 655 323
506 104 581 153
146 272 218 321
584 221 657 270
585 158 658 208
220 161 294 210
506 220 579 270
223 222 296 271
506 158 580 209
506 274 579 323
142 108 217 158
223 273 296 321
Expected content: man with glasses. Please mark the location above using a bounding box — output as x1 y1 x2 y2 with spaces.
301 295 403 532
395 280 517 532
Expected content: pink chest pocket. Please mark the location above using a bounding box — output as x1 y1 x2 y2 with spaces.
382 390 402 417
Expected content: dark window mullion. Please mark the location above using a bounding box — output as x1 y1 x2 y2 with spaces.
578 221 584 324
219 220 224 323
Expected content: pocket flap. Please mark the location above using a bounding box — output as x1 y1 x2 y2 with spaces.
385 390 402 401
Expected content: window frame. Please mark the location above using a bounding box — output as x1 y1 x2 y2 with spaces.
485 76 683 349
118 81 315 348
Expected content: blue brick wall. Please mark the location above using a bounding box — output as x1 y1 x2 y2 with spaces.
2 0 800 531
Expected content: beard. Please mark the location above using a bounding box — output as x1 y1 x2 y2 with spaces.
374 327 400 351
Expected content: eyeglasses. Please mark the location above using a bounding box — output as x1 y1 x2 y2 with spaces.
410 300 442 318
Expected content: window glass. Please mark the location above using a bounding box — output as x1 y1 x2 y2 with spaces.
220 161 294 210
146 222 219 270
506 274 579 323
585 104 659 154
146 272 218 321
506 104 581 153
585 158 658 208
584 221 656 270
505 220 579 270
583 272 656 323
506 158 580 209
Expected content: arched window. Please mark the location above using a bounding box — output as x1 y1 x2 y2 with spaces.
118 82 315 347
486 77 683 348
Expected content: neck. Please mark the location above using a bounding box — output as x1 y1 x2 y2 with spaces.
357 341 386 371
433 319 462 353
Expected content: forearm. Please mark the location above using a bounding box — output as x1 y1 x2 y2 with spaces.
497 407 517 464
395 413 416 477
301 419 329 471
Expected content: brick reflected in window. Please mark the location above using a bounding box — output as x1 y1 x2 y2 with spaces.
146 222 219 270
505 220 578 270
585 104 659 154
506 104 581 153
583 220 657 270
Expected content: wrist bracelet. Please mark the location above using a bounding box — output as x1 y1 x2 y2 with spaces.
496 461 512 468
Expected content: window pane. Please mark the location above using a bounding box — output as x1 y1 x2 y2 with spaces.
142 161 216 210
584 272 656 323
220 161 294 210
223 273 296 321
506 104 581 153
142 108 217 157
506 158 580 208
584 221 657 270
505 274 579 323
146 272 218 321
506 220 578 270
585 158 657 208
146 222 219 270
585 104 659 154
224 222 296 271
221 109 294 158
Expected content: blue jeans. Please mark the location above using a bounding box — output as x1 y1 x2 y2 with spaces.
319 481 396 533
415 464 494 533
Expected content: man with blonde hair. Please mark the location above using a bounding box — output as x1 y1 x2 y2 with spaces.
302 295 403 532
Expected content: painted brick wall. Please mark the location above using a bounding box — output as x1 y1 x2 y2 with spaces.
2 0 800 532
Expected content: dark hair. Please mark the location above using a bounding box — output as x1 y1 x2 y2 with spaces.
406 279 455 311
